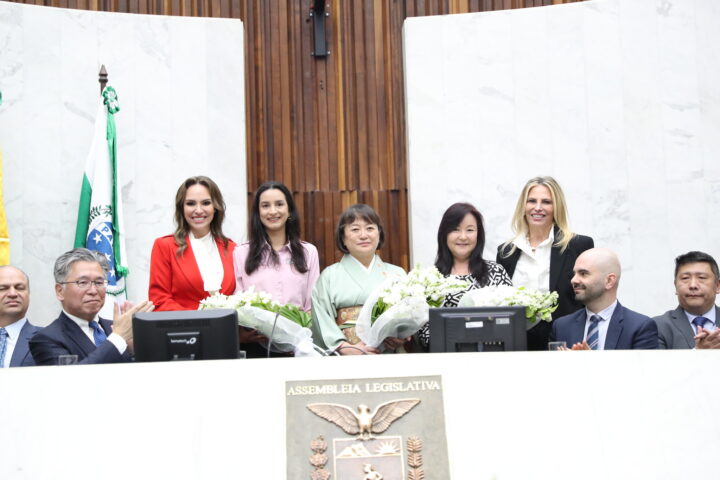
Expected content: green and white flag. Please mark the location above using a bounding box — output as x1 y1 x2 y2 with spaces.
74 86 128 317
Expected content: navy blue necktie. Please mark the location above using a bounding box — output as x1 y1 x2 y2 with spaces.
89 321 107 346
692 316 708 334
586 315 601 350
0 327 8 368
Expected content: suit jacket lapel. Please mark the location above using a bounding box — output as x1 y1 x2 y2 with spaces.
9 321 34 366
99 318 113 336
548 226 563 292
604 303 624 350
669 306 695 348
503 247 522 278
569 309 587 345
60 313 97 356
175 237 206 297
217 238 235 294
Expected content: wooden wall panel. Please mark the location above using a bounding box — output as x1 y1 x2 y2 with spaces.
12 0 584 270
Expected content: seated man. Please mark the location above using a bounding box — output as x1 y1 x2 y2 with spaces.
654 251 720 349
0 265 38 367
29 248 153 365
550 247 658 350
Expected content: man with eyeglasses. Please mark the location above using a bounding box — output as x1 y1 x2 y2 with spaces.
29 248 154 365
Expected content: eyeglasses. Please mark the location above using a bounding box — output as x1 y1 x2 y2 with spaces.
59 279 109 290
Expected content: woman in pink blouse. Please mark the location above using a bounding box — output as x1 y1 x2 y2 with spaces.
233 181 320 357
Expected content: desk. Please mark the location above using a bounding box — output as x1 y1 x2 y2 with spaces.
1 350 717 479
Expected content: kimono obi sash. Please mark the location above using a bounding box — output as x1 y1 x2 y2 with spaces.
336 306 363 345
335 305 362 327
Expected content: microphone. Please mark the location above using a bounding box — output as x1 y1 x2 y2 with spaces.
266 311 281 359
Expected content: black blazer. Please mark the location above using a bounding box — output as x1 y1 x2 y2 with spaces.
496 227 594 350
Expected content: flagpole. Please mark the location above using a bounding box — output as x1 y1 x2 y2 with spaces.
99 65 108 96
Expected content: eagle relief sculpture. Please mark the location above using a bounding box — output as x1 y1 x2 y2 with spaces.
306 399 421 440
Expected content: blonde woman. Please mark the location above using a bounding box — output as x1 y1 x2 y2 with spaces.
497 176 593 350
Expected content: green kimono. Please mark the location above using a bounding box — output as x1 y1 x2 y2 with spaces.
311 254 405 350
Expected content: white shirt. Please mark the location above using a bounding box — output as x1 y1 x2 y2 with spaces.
510 229 554 292
63 310 127 354
583 300 618 350
1 317 28 368
684 306 717 333
190 232 224 293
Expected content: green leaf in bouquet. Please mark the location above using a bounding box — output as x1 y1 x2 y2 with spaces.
277 304 312 328
427 296 444 308
370 298 388 325
249 300 279 313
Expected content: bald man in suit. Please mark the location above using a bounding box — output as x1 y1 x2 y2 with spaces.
550 248 658 350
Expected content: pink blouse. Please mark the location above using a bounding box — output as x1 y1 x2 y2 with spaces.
232 241 320 312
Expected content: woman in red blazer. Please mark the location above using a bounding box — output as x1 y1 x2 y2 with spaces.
149 176 236 311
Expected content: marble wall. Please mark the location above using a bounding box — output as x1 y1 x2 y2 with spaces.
0 2 246 324
404 0 720 317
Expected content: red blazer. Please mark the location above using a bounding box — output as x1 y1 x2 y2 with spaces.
149 234 237 311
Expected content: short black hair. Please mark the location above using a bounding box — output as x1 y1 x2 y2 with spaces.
335 204 385 253
674 251 720 279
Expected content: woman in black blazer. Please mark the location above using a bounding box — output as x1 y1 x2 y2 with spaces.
497 176 594 351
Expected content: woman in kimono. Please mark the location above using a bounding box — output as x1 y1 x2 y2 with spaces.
311 204 405 355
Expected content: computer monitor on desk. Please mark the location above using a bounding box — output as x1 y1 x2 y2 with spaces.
133 309 240 362
428 306 527 352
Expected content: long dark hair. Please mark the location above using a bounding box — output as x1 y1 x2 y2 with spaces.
173 176 230 257
245 181 308 275
434 202 488 283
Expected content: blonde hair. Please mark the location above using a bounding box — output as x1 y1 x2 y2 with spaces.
501 176 575 256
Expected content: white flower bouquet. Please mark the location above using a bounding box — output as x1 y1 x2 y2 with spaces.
199 287 321 357
356 266 470 349
457 285 559 330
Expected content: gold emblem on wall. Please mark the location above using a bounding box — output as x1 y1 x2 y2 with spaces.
307 399 421 440
287 376 449 479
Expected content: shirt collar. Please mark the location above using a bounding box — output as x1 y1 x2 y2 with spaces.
190 231 214 243
514 228 554 254
684 306 717 325
263 239 291 253
63 309 100 328
1 317 28 340
586 299 618 322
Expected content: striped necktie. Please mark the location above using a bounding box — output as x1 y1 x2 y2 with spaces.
89 320 107 346
0 327 8 367
586 315 601 350
692 316 708 334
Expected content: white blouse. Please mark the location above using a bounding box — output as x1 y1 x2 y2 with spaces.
190 232 223 294
511 228 554 292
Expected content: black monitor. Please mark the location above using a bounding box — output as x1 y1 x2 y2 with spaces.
428 306 527 353
132 309 240 362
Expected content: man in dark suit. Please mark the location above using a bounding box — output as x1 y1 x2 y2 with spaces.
0 265 38 367
550 248 657 350
29 248 154 365
653 251 720 349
